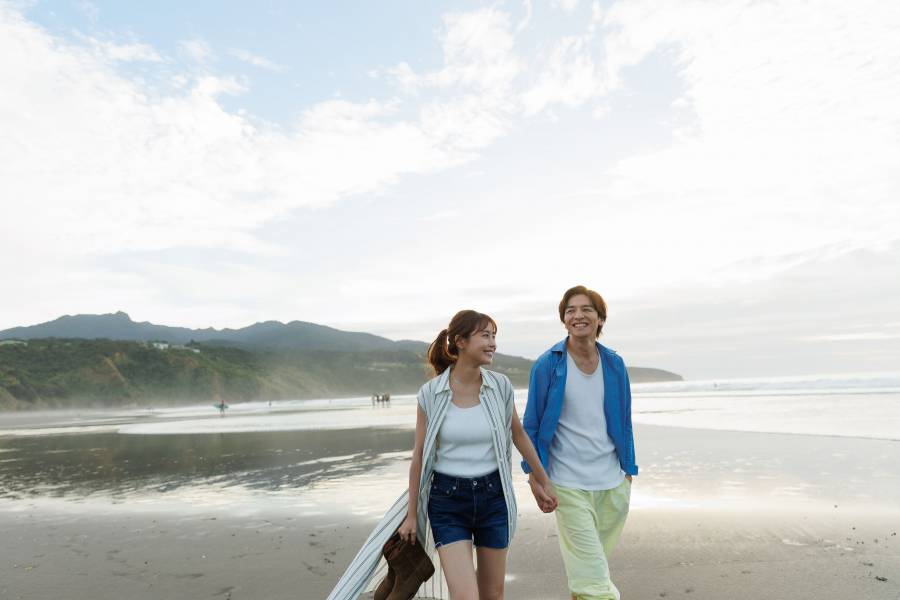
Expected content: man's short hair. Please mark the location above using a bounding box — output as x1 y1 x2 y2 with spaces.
558 285 607 338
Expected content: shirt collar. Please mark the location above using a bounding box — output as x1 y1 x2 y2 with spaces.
436 365 495 393
552 336 605 355
551 337 568 353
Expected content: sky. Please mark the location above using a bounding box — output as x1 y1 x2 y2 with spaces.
1 0 899 379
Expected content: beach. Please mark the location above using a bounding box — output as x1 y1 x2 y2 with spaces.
2 482 896 600
1 379 899 599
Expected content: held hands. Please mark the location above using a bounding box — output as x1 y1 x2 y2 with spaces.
397 514 417 544
528 474 558 513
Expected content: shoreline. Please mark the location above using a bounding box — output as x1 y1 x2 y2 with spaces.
2 422 899 598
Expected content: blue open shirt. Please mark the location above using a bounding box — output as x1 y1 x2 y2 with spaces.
521 338 639 477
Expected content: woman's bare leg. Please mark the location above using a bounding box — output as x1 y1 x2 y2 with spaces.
437 541 479 600
475 546 508 600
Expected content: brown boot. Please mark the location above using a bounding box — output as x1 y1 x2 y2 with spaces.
373 533 401 600
384 537 435 600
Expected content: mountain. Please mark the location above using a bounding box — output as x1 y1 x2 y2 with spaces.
0 311 402 352
0 312 683 410
0 339 534 410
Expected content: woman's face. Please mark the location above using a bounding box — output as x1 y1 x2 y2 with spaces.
456 324 497 366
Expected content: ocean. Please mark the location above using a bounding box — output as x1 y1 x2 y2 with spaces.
0 372 897 515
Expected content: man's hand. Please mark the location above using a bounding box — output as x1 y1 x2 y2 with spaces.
528 475 559 513
625 474 632 483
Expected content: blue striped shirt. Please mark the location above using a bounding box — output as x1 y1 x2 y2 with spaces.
327 367 518 600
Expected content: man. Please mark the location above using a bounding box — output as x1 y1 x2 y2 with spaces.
522 285 638 600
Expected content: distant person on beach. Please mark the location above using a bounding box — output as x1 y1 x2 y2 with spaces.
522 285 638 600
328 310 557 600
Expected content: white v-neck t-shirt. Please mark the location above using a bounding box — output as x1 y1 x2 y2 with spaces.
548 352 625 490
432 401 497 477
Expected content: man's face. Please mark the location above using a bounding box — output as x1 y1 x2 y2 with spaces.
563 294 603 340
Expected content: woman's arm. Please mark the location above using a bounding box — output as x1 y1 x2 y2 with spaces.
398 404 427 543
512 406 557 512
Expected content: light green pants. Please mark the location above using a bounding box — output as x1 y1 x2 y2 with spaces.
553 477 631 600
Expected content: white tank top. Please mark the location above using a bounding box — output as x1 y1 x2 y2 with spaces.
548 352 625 490
433 401 497 477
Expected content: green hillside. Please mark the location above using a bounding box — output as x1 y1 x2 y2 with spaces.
0 338 682 411
0 339 532 410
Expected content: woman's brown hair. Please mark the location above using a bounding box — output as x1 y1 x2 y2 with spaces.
427 310 498 375
558 285 607 338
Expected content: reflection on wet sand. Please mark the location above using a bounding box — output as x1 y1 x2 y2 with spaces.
1 388 899 517
0 426 413 506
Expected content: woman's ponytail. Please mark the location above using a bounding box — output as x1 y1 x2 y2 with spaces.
427 328 457 375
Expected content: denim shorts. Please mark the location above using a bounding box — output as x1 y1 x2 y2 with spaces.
427 470 509 549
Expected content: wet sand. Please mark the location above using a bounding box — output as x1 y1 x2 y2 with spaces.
2 499 897 599
2 421 899 599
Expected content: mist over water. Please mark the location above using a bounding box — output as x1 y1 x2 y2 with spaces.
0 372 897 515
630 372 900 441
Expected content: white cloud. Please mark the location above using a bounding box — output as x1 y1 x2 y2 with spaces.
516 0 532 33
419 210 458 222
229 48 285 72
0 4 524 311
90 38 162 62
0 6 525 261
382 62 419 93
554 0 581 13
324 1 900 372
2 1 900 378
192 74 247 96
430 9 521 91
571 0 900 287
379 9 524 154
75 0 98 23
521 34 606 115
178 38 214 63
799 333 900 342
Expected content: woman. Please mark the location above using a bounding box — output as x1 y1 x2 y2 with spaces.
400 310 556 599
327 310 556 600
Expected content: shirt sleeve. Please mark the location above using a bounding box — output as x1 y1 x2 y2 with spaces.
521 354 548 474
416 385 427 412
